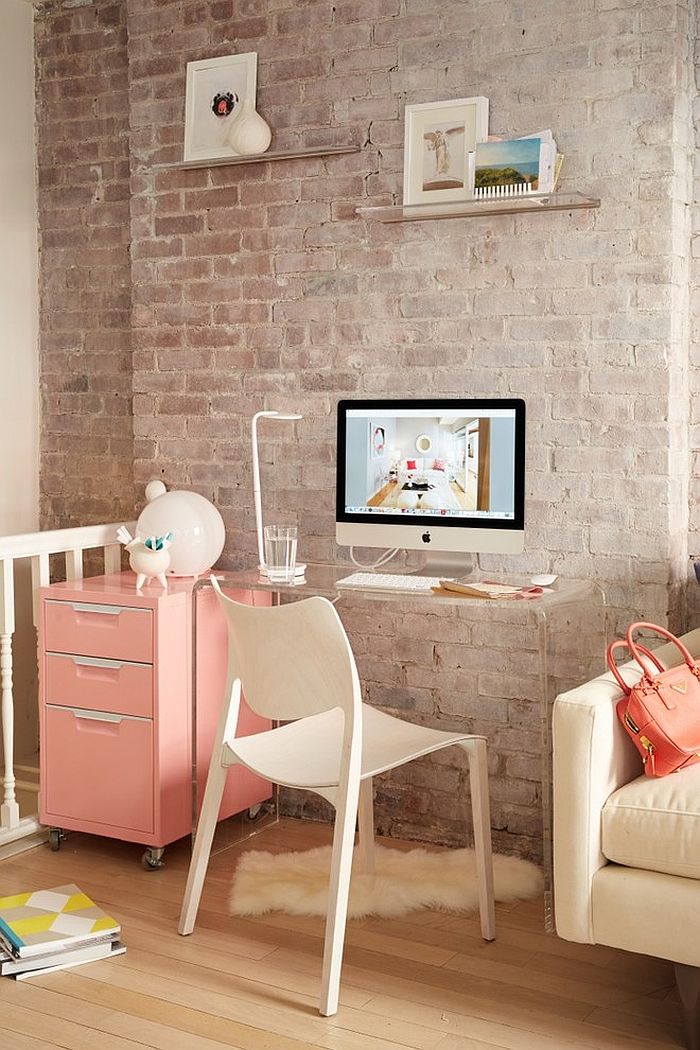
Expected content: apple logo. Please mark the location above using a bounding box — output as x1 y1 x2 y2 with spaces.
422 530 431 544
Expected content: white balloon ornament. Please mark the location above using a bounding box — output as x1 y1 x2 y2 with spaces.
136 481 226 577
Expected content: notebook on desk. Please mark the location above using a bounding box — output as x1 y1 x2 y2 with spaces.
335 573 546 599
432 580 545 600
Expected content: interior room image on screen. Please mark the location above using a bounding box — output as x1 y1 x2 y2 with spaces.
344 408 516 519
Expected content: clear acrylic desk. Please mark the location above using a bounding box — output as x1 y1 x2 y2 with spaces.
193 564 607 928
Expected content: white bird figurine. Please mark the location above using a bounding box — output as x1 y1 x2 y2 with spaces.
117 526 173 590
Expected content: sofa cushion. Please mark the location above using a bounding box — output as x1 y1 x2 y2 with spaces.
602 763 700 880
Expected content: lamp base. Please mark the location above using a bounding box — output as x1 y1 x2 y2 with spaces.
258 563 307 580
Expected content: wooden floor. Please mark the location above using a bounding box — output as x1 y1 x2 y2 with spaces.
0 818 685 1050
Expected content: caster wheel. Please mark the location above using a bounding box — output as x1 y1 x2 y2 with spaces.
48 828 63 852
141 848 165 871
246 804 263 821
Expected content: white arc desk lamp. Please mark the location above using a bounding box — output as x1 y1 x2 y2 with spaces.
252 410 306 578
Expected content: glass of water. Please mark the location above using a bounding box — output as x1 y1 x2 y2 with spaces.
263 525 298 584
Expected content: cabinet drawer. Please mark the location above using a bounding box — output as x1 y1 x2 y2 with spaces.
45 653 153 719
45 600 153 663
42 705 154 834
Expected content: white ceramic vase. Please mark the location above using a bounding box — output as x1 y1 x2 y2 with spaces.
136 481 225 577
128 544 171 590
227 99 272 156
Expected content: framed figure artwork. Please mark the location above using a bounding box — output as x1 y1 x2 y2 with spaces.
184 52 258 162
402 97 489 206
370 423 386 459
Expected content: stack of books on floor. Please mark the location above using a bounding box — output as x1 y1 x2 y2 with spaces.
0 883 125 980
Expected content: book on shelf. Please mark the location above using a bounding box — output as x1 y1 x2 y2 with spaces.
1 938 126 979
0 883 120 961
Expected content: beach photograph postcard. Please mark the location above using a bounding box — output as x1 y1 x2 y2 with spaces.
474 138 541 190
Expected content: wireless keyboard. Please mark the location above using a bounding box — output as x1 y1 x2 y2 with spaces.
336 572 449 594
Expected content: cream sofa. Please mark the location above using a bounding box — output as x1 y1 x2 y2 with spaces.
397 457 451 486
553 628 700 1050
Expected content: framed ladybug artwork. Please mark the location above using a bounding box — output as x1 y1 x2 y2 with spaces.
184 53 257 162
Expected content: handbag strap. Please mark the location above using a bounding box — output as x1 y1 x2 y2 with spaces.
607 639 666 695
626 621 697 676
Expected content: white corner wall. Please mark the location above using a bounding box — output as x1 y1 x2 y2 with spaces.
0 0 38 536
0 0 39 773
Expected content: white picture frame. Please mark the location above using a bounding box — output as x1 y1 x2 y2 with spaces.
184 52 258 163
402 97 489 206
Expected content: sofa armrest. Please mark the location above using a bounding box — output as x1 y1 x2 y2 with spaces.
553 627 700 943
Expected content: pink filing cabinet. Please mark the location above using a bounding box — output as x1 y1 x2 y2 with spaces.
38 572 272 868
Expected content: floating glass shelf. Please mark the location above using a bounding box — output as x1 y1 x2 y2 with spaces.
162 144 360 171
356 191 600 223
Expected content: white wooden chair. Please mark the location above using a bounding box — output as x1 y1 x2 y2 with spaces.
178 578 496 1017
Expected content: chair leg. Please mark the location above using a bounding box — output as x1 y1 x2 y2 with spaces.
180 676 241 936
357 777 375 874
319 781 360 1017
675 964 700 1050
178 753 229 936
460 738 496 941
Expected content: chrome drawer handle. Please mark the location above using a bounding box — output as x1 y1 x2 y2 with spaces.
68 602 147 616
73 710 124 724
46 704 150 724
70 656 130 670
47 653 151 669
47 601 148 616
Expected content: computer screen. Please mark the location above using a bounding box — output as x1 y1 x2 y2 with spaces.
336 398 525 559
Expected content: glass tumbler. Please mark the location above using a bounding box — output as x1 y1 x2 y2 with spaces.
263 525 298 583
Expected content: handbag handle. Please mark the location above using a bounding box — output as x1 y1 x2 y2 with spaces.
607 639 666 695
626 622 697 677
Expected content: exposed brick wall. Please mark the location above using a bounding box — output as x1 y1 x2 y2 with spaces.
35 0 135 527
35 0 699 856
125 0 695 624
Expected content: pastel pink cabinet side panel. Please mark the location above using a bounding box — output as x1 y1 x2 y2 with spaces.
195 586 272 820
153 593 192 846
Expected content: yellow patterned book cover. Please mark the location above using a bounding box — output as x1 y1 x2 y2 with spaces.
0 884 120 958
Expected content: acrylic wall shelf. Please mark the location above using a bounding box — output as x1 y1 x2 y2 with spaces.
161 144 360 171
355 191 600 223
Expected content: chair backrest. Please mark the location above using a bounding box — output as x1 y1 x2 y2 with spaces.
211 580 362 725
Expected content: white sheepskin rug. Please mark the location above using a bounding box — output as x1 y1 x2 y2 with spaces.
230 844 543 919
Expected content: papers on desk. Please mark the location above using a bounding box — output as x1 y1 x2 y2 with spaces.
432 580 546 600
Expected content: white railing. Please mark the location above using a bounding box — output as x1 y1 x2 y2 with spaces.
0 522 135 849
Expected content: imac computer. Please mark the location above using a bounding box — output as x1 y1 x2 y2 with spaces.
336 398 525 576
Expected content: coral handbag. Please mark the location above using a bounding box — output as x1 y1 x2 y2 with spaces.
607 622 700 777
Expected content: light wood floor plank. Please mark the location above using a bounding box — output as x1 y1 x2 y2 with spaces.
266 944 597 1022
70 954 442 1050
0 819 683 1050
0 1024 60 1050
363 993 681 1050
8 972 320 1050
0 988 247 1050
0 1001 151 1050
